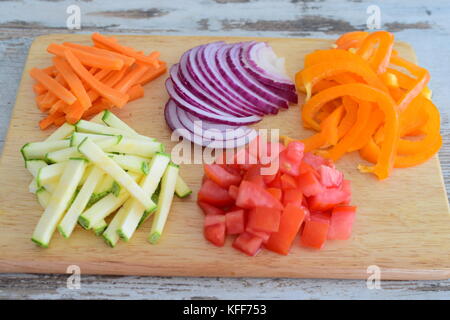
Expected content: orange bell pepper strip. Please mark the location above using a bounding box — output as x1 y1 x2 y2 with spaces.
359 98 441 168
325 100 373 161
304 49 367 68
337 96 359 139
298 57 388 100
356 31 394 74
347 107 384 152
389 56 430 111
302 83 399 179
335 31 369 50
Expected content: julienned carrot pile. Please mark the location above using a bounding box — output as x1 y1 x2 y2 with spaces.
287 30 442 180
30 33 167 130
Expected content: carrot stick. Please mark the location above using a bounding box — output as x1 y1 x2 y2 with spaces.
63 42 136 67
128 84 144 101
42 66 56 76
53 56 92 110
33 83 47 95
82 100 112 119
91 33 159 67
39 110 64 130
63 49 129 108
137 61 167 85
49 100 67 115
114 64 149 94
54 115 66 127
29 68 77 105
47 43 124 70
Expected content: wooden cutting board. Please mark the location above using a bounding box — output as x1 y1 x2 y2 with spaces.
0 34 449 280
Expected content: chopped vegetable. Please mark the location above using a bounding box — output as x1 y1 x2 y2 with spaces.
198 138 356 256
290 30 442 179
22 112 190 247
30 33 167 129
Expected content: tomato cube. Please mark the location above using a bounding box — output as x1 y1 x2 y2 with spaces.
197 201 225 216
247 207 281 233
236 181 283 210
246 227 271 243
267 171 283 188
228 185 239 200
328 206 356 240
266 187 282 201
204 163 242 188
243 166 266 188
308 186 350 211
285 141 304 162
310 211 331 224
282 189 303 208
198 179 235 207
204 222 226 247
319 165 343 188
225 210 245 235
297 171 323 197
301 220 329 249
204 214 226 227
265 204 307 255
232 232 263 256
280 173 298 190
303 152 333 170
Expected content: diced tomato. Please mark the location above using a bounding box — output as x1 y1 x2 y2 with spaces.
204 163 242 189
301 220 329 249
232 232 263 256
248 136 285 164
225 210 245 235
198 179 235 207
228 185 239 200
297 171 323 197
247 207 281 233
310 211 331 224
299 161 316 175
242 165 266 188
262 171 277 185
341 180 352 204
265 204 307 255
267 171 282 188
198 201 226 216
285 141 304 162
236 181 283 210
234 148 258 170
279 150 301 176
328 206 356 240
266 187 282 201
308 186 350 211
204 214 226 227
280 173 298 190
282 189 303 208
319 165 343 188
246 227 271 243
303 152 333 170
204 222 226 247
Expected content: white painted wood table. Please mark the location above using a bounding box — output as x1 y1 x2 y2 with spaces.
0 0 449 300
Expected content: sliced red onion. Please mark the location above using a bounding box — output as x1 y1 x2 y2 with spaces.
165 100 257 148
216 44 281 115
226 43 289 109
241 41 295 91
166 78 261 125
178 48 258 117
197 43 267 115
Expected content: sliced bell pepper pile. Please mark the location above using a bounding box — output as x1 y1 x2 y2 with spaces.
288 30 442 180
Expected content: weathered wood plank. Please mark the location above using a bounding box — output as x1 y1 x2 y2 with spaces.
0 0 449 300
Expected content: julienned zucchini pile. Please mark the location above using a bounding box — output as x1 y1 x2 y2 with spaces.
21 110 191 248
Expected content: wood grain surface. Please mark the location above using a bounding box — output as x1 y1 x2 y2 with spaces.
0 0 449 300
0 33 449 281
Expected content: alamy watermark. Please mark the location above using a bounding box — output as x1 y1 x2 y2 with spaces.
66 264 81 289
366 265 382 289
366 5 381 30
66 5 81 30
